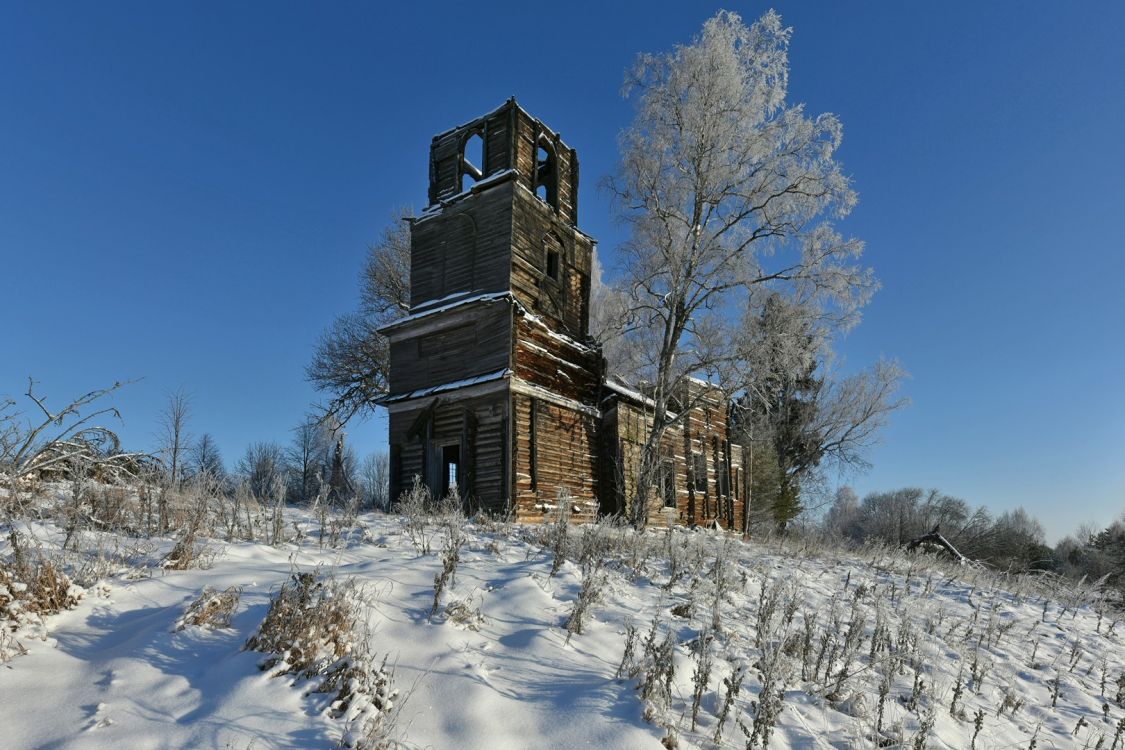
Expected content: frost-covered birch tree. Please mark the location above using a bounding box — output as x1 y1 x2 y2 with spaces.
606 10 878 527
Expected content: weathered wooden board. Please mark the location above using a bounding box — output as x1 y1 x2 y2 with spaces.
511 392 599 522
601 385 745 530
409 183 515 308
388 300 511 396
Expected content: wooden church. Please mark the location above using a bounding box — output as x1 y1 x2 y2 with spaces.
380 100 747 529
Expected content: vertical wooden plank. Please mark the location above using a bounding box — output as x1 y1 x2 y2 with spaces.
529 397 538 491
570 147 579 226
460 410 473 507
508 103 517 176
481 119 490 177
684 413 695 525
504 394 513 513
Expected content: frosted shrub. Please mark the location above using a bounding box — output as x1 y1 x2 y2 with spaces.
0 529 84 661
577 515 624 570
175 585 241 631
444 595 485 631
325 647 400 750
431 519 465 619
689 629 714 731
565 558 606 642
713 662 746 744
246 571 360 678
546 489 573 578
2 530 84 618
162 525 202 570
623 615 677 725
245 569 402 747
161 479 222 569
395 476 431 554
0 623 28 663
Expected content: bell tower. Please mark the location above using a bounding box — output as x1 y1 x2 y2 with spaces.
381 99 602 519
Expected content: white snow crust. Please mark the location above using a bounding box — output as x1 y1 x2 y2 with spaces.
2 508 1123 749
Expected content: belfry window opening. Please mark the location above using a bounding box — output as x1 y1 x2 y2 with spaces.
460 132 485 192
534 137 557 208
544 233 563 281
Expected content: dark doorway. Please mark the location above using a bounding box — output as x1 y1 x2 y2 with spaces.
441 444 461 499
660 459 676 509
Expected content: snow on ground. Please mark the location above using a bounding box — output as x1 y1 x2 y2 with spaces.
2 504 1123 749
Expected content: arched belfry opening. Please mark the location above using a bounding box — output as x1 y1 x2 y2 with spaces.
460 131 485 192
534 136 557 208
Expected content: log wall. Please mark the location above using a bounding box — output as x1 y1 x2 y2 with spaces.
511 392 599 522
509 187 591 341
512 311 600 405
601 387 745 530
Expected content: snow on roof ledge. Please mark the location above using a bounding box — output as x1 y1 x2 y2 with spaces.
378 368 510 405
378 291 514 334
417 169 519 219
602 378 655 408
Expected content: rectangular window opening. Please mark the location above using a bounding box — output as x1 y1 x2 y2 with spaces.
441 444 460 499
691 452 707 493
661 459 676 509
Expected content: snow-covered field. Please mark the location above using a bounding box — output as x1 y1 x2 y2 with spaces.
3 499 1123 749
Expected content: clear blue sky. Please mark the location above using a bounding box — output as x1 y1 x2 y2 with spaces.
3 1 1122 541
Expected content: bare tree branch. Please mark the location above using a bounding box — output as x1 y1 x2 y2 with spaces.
308 207 412 425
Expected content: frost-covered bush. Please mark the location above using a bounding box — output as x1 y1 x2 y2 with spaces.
431 517 465 619
444 595 485 631
546 490 573 578
0 529 84 661
394 476 432 554
324 647 400 750
246 571 360 678
245 570 401 748
565 558 607 642
174 585 241 631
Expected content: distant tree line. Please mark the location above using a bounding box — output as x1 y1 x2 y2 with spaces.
818 484 1125 598
0 378 392 523
170 406 391 513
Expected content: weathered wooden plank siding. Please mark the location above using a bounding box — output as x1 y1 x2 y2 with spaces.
511 393 598 522
508 187 591 340
512 313 599 405
409 182 515 308
388 392 509 512
427 101 579 225
604 392 745 531
428 103 516 204
388 301 511 395
511 108 578 226
608 400 690 528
